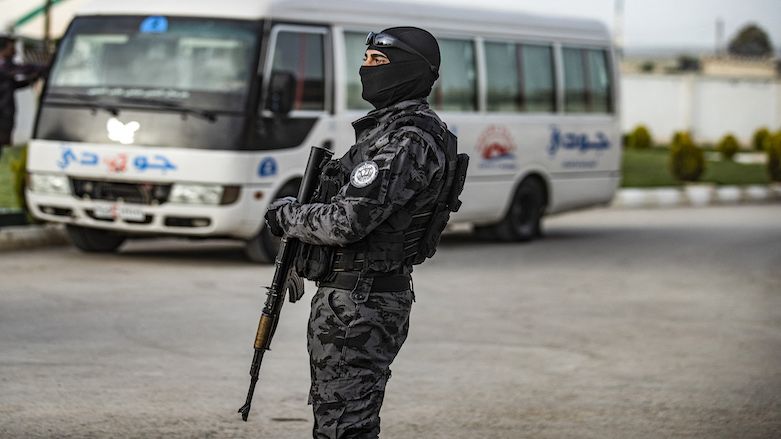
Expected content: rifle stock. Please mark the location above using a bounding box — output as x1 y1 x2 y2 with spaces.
239 145 333 421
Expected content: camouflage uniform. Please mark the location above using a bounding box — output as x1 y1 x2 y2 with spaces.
275 98 450 438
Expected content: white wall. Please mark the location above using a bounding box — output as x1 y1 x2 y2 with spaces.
621 73 781 146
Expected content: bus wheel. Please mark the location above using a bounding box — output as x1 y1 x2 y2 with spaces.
494 178 545 242
66 225 126 252
244 182 299 264
244 228 278 264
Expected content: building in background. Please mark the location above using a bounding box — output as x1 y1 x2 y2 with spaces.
620 49 779 147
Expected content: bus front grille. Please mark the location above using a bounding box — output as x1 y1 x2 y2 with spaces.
72 179 171 205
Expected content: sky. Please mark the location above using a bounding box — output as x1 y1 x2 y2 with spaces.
416 0 781 54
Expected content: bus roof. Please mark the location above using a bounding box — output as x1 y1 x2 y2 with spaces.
76 0 611 44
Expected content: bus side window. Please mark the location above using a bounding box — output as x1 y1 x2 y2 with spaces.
522 45 556 113
431 38 477 112
267 30 326 112
563 46 613 114
344 31 374 111
485 41 519 112
587 49 612 113
485 41 555 113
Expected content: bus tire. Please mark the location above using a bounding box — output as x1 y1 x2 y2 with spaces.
494 178 545 242
66 225 126 252
243 181 300 264
244 228 278 264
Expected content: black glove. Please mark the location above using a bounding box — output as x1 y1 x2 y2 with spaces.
264 197 295 237
264 210 284 237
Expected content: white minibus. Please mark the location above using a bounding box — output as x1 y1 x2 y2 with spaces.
26 0 620 262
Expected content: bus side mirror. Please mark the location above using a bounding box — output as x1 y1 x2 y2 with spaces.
267 71 296 115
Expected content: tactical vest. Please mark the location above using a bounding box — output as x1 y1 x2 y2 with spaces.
294 115 468 280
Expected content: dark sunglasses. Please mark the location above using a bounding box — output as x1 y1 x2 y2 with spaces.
365 31 437 73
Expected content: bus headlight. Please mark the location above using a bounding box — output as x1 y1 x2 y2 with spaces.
170 184 240 206
170 183 223 205
29 173 71 195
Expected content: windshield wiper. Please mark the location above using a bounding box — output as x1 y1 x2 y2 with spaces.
45 92 218 122
116 96 217 122
46 92 120 116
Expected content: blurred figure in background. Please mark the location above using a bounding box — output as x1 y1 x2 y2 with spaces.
0 35 48 154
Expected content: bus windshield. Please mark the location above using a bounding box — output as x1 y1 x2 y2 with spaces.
47 16 260 112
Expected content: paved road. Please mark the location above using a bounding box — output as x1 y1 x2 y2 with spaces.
1 205 780 438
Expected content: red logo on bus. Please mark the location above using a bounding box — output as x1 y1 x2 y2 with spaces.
104 154 128 173
477 125 516 161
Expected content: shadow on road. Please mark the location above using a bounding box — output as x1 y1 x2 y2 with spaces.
109 238 251 265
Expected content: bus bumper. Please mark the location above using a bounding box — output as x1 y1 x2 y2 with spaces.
25 190 265 240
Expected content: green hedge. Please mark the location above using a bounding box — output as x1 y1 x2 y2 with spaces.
669 132 705 182
717 134 739 160
0 146 26 209
766 132 781 182
622 147 770 187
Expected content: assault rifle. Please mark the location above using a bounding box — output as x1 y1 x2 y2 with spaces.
238 145 333 421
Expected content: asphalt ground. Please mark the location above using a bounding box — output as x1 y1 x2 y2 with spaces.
1 204 779 438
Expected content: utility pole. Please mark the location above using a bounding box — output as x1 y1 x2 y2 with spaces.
44 0 53 53
614 0 625 59
715 17 725 57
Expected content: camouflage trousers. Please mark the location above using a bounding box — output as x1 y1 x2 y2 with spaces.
307 276 414 439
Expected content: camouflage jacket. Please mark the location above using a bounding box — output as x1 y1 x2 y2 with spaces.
275 99 449 250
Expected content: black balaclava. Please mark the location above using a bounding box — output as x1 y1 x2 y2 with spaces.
360 27 441 110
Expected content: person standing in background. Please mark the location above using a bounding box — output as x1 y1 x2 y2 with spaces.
0 35 48 153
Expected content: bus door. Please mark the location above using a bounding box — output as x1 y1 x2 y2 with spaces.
255 24 333 152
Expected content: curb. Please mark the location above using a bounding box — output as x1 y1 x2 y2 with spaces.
610 184 781 209
0 223 69 252
1 185 779 252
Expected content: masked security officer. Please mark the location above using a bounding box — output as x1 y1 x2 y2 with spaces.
267 26 463 439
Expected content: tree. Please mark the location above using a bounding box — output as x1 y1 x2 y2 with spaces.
728 24 773 57
677 55 700 71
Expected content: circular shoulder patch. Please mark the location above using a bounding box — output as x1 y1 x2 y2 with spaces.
350 161 379 188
